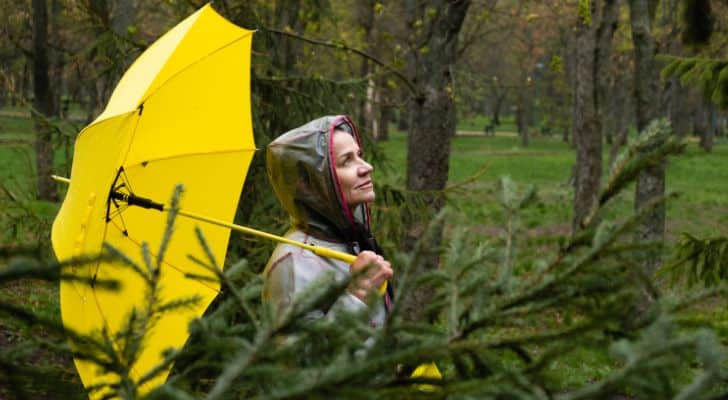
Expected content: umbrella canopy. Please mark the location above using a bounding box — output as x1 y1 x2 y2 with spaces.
51 5 254 395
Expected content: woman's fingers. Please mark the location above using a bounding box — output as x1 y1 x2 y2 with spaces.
370 261 392 285
349 251 393 302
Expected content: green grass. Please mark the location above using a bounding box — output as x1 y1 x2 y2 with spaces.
379 129 728 242
457 114 518 133
0 116 36 193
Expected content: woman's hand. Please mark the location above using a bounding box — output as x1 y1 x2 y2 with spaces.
348 250 393 303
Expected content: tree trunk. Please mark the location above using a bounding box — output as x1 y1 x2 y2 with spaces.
377 99 391 141
83 0 110 122
397 106 409 131
629 0 663 277
516 75 530 147
32 0 58 201
596 0 618 146
608 79 630 168
50 0 63 117
356 0 375 136
564 33 578 146
402 0 470 323
491 91 505 126
572 1 602 233
699 100 716 152
667 77 692 137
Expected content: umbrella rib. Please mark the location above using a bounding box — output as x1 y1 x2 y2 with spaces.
119 108 148 171
138 31 254 109
122 148 258 169
109 213 131 238
90 214 115 338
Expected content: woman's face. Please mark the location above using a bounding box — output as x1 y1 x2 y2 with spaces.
332 130 375 208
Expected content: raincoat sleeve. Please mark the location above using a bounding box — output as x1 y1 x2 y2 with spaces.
263 249 369 320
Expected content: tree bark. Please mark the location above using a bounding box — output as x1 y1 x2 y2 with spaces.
660 0 692 139
699 99 716 152
487 77 506 127
667 77 691 137
491 91 505 126
608 78 630 167
377 97 391 141
402 0 470 323
32 0 58 201
516 81 530 147
572 1 603 233
629 0 663 277
356 0 376 136
84 0 110 122
50 0 63 117
565 33 577 146
595 0 618 146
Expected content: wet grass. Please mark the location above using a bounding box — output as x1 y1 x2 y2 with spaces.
379 128 728 242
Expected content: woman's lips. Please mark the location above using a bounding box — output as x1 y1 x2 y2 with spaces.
356 181 373 190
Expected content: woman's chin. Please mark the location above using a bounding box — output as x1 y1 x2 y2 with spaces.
350 193 376 208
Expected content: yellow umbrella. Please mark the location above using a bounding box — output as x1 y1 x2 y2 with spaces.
51 5 257 396
52 5 371 397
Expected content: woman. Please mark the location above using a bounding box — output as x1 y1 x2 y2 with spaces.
263 115 393 326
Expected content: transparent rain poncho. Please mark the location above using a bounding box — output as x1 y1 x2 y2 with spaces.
263 115 389 323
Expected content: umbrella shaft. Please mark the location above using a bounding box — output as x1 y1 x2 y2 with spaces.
176 209 357 264
50 175 355 263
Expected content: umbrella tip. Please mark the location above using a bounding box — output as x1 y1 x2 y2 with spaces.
51 175 71 184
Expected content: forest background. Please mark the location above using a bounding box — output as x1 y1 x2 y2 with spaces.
1 0 728 398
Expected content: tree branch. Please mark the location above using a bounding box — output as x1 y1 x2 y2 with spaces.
261 26 418 96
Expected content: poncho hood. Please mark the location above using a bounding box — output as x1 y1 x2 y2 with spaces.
266 115 371 244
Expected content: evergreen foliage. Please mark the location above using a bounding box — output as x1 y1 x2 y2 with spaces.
663 234 728 288
660 55 728 109
3 135 728 399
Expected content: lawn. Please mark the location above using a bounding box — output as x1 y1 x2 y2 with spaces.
379 127 728 242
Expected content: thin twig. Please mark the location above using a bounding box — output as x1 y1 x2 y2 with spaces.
261 27 418 96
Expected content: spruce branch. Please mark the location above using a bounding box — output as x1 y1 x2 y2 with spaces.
189 227 260 326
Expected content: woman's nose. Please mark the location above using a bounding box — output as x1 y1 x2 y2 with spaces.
358 161 373 175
